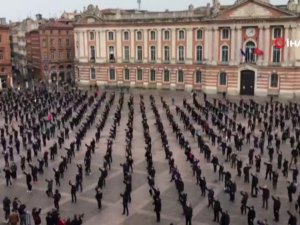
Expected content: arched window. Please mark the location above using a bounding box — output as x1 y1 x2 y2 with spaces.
219 72 227 85
273 28 282 38
90 32 95 40
195 70 202 84
123 31 129 40
163 69 170 82
164 30 170 40
109 46 115 61
109 68 116 80
124 68 130 81
108 31 114 41
164 46 170 62
137 31 142 41
178 46 185 62
137 69 143 81
196 45 203 62
90 67 96 80
137 46 143 61
245 41 256 62
272 47 281 63
196 29 203 40
177 70 184 83
270 73 279 88
179 30 185 40
90 46 95 60
150 31 156 40
221 46 229 63
150 46 156 61
150 69 156 81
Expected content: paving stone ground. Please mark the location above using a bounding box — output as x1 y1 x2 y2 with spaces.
0 88 299 225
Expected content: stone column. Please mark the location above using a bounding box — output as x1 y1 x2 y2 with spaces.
293 24 300 66
84 31 88 57
229 25 236 65
95 30 100 59
289 25 296 64
205 27 213 64
143 29 148 63
263 25 270 66
283 24 290 66
235 26 242 65
116 29 122 62
257 25 264 65
157 29 162 63
212 26 219 65
74 31 79 59
100 30 106 62
79 31 85 59
186 28 193 65
130 29 135 62
171 28 176 63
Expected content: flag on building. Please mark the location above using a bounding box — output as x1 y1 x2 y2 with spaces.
254 48 264 55
240 49 246 57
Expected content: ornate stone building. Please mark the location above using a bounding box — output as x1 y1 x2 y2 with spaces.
74 0 300 97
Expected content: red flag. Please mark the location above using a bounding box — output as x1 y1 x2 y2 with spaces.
254 48 264 55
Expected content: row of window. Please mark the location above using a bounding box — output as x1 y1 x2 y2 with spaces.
88 27 283 42
48 50 72 60
90 68 202 83
89 69 280 88
90 45 204 62
219 72 279 88
89 29 204 42
89 44 283 63
44 38 70 48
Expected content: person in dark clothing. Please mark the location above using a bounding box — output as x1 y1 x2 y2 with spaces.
287 211 297 225
251 174 258 197
184 203 193 225
153 197 161 222
240 191 248 215
120 192 129 216
3 196 11 222
69 181 77 203
271 196 281 222
53 190 61 211
95 188 103 209
45 179 53 197
213 199 221 222
259 185 270 209
246 206 256 225
23 171 32 192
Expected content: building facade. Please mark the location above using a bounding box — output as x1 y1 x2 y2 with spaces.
0 19 12 88
10 15 44 81
74 0 300 97
26 20 75 82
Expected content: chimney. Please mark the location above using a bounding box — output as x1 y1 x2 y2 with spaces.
36 14 42 20
0 18 7 25
206 3 211 16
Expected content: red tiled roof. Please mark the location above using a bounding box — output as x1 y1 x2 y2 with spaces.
40 21 73 29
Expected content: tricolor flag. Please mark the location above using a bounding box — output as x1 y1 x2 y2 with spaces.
254 48 264 56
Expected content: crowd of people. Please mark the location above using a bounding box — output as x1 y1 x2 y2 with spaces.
0 82 299 225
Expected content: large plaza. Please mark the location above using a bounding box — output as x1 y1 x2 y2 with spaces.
0 87 299 225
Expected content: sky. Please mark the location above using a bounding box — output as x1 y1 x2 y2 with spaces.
0 0 287 22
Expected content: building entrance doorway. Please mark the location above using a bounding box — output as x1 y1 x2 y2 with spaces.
240 70 255 95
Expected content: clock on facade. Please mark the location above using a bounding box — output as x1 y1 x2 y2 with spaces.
246 28 256 37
